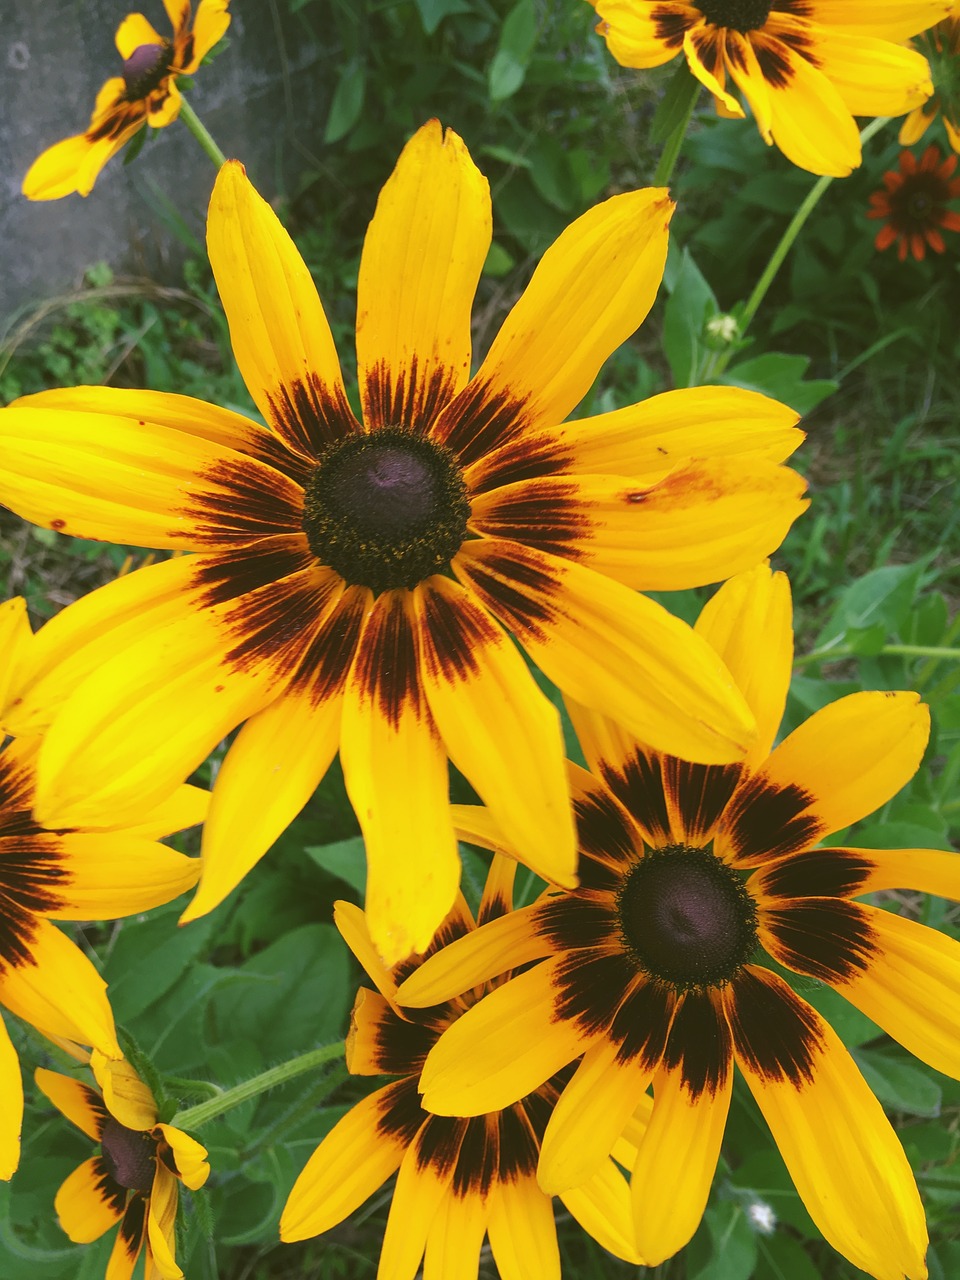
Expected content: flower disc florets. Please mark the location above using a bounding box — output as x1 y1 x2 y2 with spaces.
697 0 773 32
122 42 172 99
302 427 470 594
617 845 759 989
99 1118 157 1193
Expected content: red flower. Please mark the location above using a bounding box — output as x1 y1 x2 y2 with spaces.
868 144 960 260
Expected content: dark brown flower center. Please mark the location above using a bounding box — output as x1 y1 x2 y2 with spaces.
302 427 470 594
697 0 772 32
122 42 172 99
891 172 949 229
617 845 758 989
100 1118 157 1193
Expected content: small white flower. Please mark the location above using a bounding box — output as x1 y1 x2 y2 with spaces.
706 313 740 345
748 1199 777 1235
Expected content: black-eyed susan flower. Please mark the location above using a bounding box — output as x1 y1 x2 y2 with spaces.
401 565 960 1280
36 1050 209 1280
0 597 205 1180
281 856 646 1275
900 4 960 154
0 121 808 964
588 1 950 176
22 0 230 201
869 144 960 259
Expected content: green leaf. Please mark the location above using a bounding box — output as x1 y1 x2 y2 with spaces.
304 835 367 893
756 1233 822 1280
663 248 717 388
650 61 699 145
721 352 837 415
207 923 350 1059
414 0 474 35
691 1201 758 1280
815 561 927 649
488 0 537 101
101 907 215 1023
324 58 366 144
855 1049 942 1118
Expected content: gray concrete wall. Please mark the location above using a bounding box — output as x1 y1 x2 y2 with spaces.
0 0 334 323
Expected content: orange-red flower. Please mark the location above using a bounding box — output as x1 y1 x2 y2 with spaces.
868 144 960 260
22 0 230 200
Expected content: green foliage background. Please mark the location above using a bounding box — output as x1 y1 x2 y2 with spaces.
1 1 959 1277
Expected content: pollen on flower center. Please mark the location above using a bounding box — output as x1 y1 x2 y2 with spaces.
122 42 172 99
617 845 758 989
697 0 772 33
100 1118 157 1193
302 427 471 595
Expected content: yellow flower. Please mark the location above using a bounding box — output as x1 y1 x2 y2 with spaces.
22 0 230 200
588 0 951 175
281 857 646 1276
900 4 960 154
36 1051 209 1280
0 597 206 1180
0 121 806 964
401 565 960 1280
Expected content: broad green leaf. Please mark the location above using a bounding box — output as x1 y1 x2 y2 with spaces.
324 58 366 144
304 835 367 894
815 562 927 649
101 907 215 1023
488 0 537 101
663 248 717 388
721 352 837 415
414 0 474 35
855 1049 942 1118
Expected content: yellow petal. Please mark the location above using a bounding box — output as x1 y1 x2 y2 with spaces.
725 967 927 1280
340 590 459 965
436 189 673 453
419 957 585 1116
280 1080 408 1240
115 14 164 57
0 1014 22 1179
725 31 773 139
333 900 401 1007
803 1 952 40
156 1125 209 1190
378 1135 458 1280
91 1052 157 1130
538 1038 655 1194
206 160 356 457
801 27 935 115
846 845 960 900
684 25 742 116
591 0 694 68
145 1167 182 1280
558 1157 642 1265
187 629 346 921
423 1180 489 1280
630 1063 733 1264
837 905 960 1079
0 920 119 1058
357 120 490 431
761 37 861 176
0 597 31 725
730 691 930 852
454 539 754 764
34 1068 104 1141
188 0 232 67
414 577 577 888
695 564 793 764
21 124 135 201
487 1173 560 1280
396 904 547 1008
54 1157 125 1242
549 385 802 477
118 783 210 840
47 833 199 919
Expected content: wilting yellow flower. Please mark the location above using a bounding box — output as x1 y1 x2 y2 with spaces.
588 0 950 176
281 857 646 1276
900 4 960 154
0 121 806 964
36 1051 209 1280
22 0 230 200
402 566 960 1280
0 597 205 1180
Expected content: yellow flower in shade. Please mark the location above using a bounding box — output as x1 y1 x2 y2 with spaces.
400 565 960 1280
0 120 808 964
281 857 646 1276
0 597 206 1181
587 1 951 176
35 1051 209 1280
900 5 960 154
22 0 231 201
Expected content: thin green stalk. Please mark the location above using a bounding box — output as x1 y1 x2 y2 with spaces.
794 642 960 669
710 115 889 377
652 64 701 188
177 97 227 169
172 1041 345 1130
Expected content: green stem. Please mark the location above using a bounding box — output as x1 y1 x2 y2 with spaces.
172 1042 345 1130
710 115 889 377
795 642 960 669
177 97 227 170
652 64 701 188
